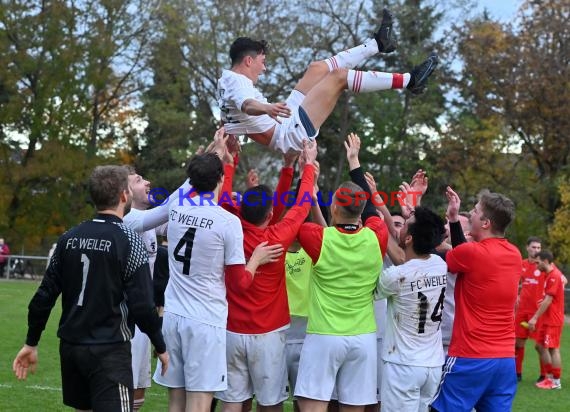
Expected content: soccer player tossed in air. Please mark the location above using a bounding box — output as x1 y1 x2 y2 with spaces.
218 9 438 153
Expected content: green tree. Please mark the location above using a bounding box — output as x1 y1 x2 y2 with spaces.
550 178 570 268
436 0 569 245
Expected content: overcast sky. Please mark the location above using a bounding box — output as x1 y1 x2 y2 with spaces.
475 0 519 21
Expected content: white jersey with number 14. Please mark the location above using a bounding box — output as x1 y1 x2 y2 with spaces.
376 254 447 367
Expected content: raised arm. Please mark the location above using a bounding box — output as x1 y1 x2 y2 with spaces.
270 151 297 225
270 141 318 244
446 186 467 247
344 133 378 224
241 99 291 122
310 161 328 227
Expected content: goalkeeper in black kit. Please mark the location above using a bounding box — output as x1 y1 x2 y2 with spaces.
12 165 169 412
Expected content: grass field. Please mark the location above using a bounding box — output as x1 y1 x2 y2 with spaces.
1 280 569 411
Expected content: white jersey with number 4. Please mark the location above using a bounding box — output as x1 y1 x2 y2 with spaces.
165 196 245 328
376 254 447 367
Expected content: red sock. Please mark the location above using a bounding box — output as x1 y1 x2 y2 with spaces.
540 359 548 377
515 346 525 374
551 367 561 379
545 363 553 377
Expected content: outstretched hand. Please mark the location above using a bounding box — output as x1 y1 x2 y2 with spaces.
303 140 318 166
283 150 299 168
344 132 361 161
446 186 461 223
410 169 428 196
365 172 378 194
398 181 417 219
246 169 259 189
206 127 230 160
13 345 38 380
344 132 361 170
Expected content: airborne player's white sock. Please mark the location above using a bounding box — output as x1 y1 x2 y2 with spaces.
347 70 411 92
325 39 379 70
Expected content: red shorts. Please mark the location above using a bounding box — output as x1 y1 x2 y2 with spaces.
537 324 563 349
515 311 538 340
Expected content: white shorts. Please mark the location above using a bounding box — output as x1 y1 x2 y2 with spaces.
286 342 303 396
132 325 151 389
331 337 383 403
380 362 442 412
269 90 319 153
295 333 377 405
215 330 288 406
376 338 383 402
153 312 227 392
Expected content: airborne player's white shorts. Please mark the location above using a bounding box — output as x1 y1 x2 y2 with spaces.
153 312 227 392
132 325 151 389
380 362 442 412
269 90 319 154
295 333 377 405
215 330 289 406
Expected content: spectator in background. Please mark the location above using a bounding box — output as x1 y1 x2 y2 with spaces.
0 238 10 277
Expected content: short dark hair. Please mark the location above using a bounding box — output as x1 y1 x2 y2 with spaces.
527 236 541 246
406 207 446 255
89 165 129 211
241 185 273 225
537 250 554 263
186 153 224 194
230 37 268 66
122 165 136 175
334 181 367 219
477 189 515 234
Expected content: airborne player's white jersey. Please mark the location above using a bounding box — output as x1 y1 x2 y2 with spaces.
165 195 245 328
217 69 276 136
376 254 447 367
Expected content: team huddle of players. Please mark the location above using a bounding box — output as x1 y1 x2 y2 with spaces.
12 8 566 412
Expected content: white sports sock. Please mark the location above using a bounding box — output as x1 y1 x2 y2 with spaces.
325 39 379 70
133 398 145 411
347 70 410 93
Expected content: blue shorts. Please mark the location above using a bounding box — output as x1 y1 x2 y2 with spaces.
431 357 516 412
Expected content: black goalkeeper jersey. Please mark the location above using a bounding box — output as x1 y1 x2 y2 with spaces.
26 213 165 353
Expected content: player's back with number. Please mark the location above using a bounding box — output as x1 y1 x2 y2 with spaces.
165 198 244 325
379 255 447 366
56 218 148 344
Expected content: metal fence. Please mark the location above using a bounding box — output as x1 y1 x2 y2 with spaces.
2 255 50 280
2 254 570 314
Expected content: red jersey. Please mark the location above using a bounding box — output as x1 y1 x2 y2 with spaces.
541 266 565 326
224 164 315 334
518 259 545 314
447 238 522 358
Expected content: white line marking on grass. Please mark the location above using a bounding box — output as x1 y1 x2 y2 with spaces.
0 383 61 391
